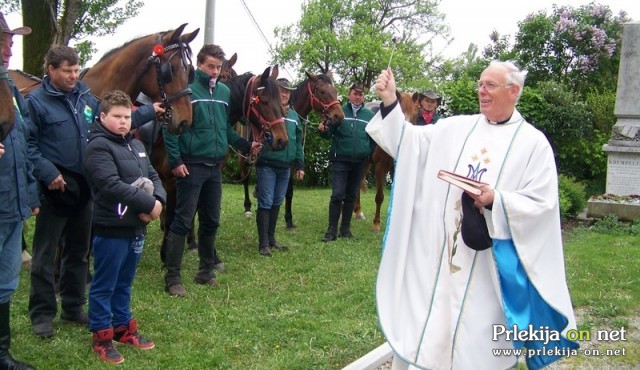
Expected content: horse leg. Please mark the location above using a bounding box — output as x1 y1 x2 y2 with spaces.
373 162 386 232
160 177 177 266
354 159 372 220
284 170 295 230
238 156 253 217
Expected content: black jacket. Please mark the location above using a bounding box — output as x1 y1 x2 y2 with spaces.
83 121 166 237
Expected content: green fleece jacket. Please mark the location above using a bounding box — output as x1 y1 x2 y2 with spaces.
164 69 249 168
320 102 375 161
256 108 304 170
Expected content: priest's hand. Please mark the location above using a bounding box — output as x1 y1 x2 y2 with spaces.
468 185 494 209
374 68 397 107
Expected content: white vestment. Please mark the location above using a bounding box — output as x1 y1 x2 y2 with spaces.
366 105 578 370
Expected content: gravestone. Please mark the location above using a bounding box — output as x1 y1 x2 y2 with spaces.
602 22 640 196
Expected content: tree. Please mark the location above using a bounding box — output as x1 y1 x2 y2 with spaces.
272 0 450 88
1 0 142 75
513 3 630 94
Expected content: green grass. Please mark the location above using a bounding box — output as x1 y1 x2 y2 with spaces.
10 184 640 369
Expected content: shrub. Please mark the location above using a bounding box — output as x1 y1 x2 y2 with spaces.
591 213 624 233
558 174 587 220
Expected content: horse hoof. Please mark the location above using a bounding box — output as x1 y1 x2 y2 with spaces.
244 211 253 218
356 212 366 220
372 224 381 232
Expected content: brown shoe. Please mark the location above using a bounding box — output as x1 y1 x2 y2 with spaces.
166 283 186 297
194 276 218 286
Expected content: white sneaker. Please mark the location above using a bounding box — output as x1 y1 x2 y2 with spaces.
22 250 32 269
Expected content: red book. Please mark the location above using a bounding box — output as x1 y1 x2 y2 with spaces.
437 170 488 195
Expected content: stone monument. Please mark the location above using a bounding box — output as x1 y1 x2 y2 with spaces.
603 22 640 196
589 22 640 220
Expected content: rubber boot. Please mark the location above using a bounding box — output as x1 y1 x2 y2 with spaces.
0 301 35 370
194 234 218 285
339 201 355 238
268 205 288 250
257 209 271 256
322 202 341 242
164 231 187 296
284 177 296 230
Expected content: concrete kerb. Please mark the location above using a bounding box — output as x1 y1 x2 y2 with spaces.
342 341 393 370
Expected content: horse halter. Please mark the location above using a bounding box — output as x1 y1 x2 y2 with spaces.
307 80 340 125
243 75 284 145
141 39 194 126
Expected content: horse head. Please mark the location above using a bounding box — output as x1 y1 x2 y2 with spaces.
243 66 288 151
140 23 199 135
294 71 344 127
82 23 199 135
0 38 15 142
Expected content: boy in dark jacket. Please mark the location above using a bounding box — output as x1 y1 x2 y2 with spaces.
83 90 166 364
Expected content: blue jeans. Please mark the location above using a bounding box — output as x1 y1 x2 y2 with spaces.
88 235 144 332
256 165 291 209
0 222 23 303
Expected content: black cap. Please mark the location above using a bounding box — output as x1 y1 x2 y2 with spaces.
42 167 91 216
350 81 364 92
460 192 492 251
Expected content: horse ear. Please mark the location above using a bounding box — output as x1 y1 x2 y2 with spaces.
326 71 334 79
180 28 200 44
227 53 237 68
167 23 188 42
305 71 318 83
260 67 271 83
270 65 279 80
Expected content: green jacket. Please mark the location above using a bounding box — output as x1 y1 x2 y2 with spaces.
164 69 249 168
257 108 304 170
320 102 375 161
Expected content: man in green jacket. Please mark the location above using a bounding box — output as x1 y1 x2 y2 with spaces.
163 44 260 297
319 82 375 242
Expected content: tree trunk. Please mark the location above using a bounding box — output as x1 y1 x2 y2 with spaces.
21 0 57 76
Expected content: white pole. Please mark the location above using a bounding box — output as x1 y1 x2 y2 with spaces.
204 0 216 44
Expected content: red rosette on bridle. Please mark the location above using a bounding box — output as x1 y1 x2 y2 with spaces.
152 45 165 57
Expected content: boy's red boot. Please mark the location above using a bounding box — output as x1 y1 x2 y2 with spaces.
113 318 155 350
92 328 124 364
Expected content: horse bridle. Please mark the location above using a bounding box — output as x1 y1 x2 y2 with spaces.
243 75 284 146
307 79 340 125
139 37 194 126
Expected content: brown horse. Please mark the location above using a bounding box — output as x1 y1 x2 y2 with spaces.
354 92 418 231
0 38 15 142
232 71 345 221
82 23 197 134
282 71 345 228
7 69 41 95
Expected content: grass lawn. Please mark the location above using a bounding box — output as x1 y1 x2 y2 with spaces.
10 184 640 369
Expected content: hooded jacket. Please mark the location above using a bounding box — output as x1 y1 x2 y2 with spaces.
84 120 166 238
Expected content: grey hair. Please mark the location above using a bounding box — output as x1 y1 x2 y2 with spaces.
489 60 526 102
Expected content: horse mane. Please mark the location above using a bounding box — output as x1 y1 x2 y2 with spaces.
9 69 41 82
97 29 182 63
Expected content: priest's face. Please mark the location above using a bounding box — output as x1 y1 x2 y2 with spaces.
477 65 518 122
